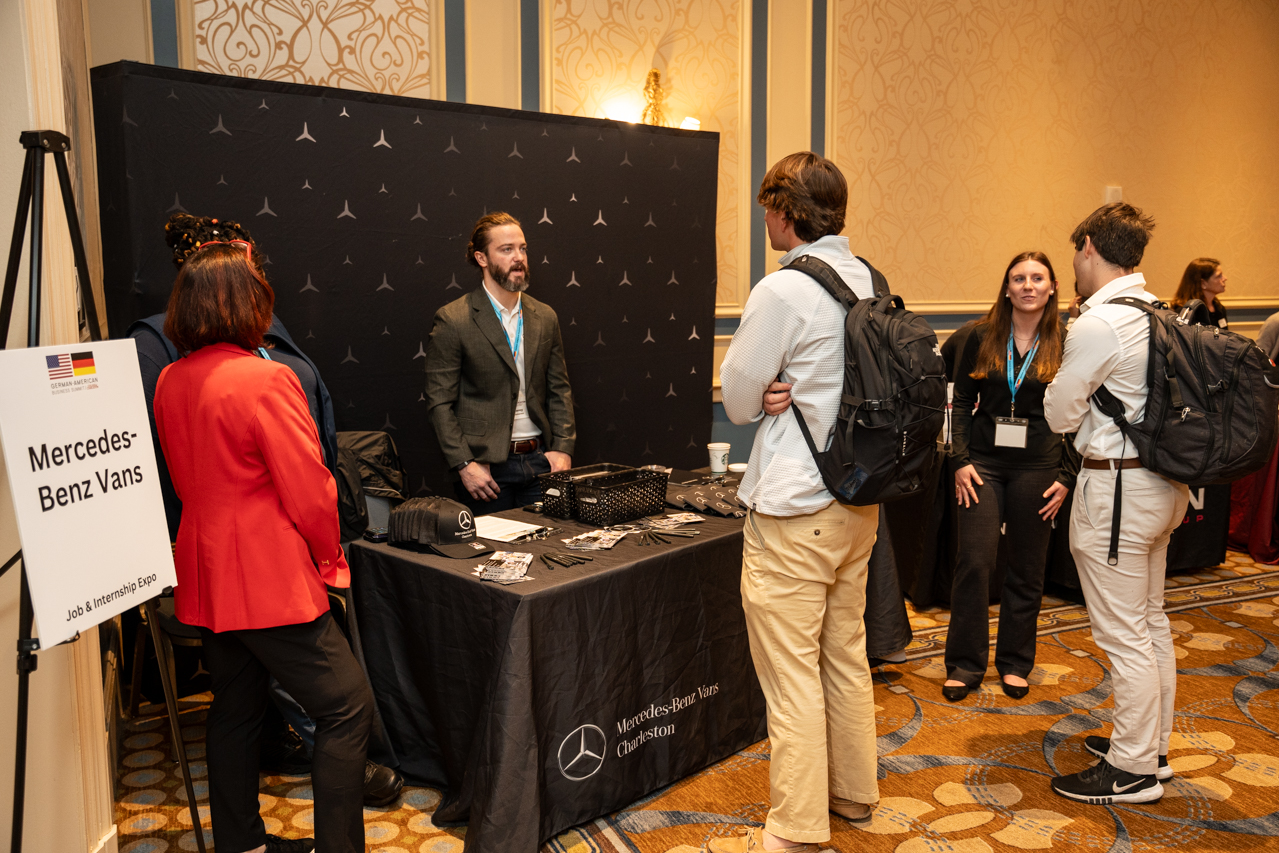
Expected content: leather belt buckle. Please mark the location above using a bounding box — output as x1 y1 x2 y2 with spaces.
511 438 540 455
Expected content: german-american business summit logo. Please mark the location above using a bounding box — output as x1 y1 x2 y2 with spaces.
47 351 98 395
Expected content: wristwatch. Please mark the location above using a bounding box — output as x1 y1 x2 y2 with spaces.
454 460 473 472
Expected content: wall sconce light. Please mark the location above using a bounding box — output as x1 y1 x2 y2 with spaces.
641 69 667 127
679 117 701 131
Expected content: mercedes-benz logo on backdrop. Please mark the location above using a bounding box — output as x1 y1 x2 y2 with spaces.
458 510 473 531
558 724 606 780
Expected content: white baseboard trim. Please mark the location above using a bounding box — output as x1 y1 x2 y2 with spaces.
90 824 118 853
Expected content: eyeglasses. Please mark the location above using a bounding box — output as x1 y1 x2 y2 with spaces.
195 239 253 260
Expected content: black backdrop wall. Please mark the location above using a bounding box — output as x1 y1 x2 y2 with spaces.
90 61 719 494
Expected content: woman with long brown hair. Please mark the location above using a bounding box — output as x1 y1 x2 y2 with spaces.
942 251 1076 703
1171 257 1228 328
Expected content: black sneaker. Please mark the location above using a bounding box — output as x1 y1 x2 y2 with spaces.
1051 757 1163 804
1084 736 1173 781
364 760 405 807
265 834 314 853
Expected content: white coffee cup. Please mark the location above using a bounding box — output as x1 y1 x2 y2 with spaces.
707 442 731 474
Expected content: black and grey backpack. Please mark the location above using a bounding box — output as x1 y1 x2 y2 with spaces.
784 255 948 506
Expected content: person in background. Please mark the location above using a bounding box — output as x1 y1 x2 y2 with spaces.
129 213 402 805
155 244 371 853
1256 309 1279 362
942 252 1075 702
1170 257 1228 328
425 212 576 511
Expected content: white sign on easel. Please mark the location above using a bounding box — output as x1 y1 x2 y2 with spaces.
0 339 176 647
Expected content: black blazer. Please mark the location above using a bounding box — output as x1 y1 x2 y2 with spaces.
425 286 576 468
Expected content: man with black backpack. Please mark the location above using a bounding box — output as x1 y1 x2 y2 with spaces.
716 152 881 853
1044 203 1189 805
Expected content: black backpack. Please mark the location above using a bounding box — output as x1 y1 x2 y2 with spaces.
1091 298 1279 484
1090 297 1279 563
785 255 948 505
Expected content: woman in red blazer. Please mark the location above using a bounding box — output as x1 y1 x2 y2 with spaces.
155 243 371 853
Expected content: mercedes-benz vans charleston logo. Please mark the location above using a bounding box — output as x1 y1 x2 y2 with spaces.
558 725 606 780
458 510 474 531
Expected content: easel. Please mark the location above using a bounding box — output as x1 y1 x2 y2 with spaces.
0 129 104 853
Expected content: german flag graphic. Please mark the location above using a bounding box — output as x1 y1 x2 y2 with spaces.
71 352 96 376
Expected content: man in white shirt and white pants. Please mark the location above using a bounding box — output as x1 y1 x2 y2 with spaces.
1045 202 1189 804
716 152 879 853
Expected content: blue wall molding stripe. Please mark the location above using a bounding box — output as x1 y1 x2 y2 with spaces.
810 0 826 156
749 0 768 293
446 0 466 102
150 0 179 67
520 0 540 111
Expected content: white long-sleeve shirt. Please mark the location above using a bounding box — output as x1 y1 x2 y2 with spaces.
721 235 874 516
1044 272 1155 459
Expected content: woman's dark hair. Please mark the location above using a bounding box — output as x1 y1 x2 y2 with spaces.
1171 257 1222 311
756 152 847 243
164 245 274 354
466 212 521 267
164 213 258 268
970 251 1063 384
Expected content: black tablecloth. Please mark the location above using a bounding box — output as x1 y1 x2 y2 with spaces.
347 512 766 853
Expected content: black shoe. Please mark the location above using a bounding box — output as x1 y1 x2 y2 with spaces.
265 834 315 853
1000 678 1029 700
261 729 312 775
1051 757 1163 804
942 683 971 702
1084 736 1172 781
364 760 404 807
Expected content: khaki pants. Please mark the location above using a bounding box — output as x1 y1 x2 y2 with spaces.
1070 466 1189 775
741 501 880 843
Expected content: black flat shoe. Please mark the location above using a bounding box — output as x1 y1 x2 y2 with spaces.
942 683 970 702
1000 679 1029 699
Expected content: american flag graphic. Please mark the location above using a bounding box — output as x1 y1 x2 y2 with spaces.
46 354 73 379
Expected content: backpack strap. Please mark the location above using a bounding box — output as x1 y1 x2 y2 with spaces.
784 254 858 308
780 255 858 492
856 255 891 298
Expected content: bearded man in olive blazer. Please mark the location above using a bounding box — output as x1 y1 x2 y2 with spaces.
425 212 577 511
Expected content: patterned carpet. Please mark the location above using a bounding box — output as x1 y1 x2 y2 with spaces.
115 552 1279 853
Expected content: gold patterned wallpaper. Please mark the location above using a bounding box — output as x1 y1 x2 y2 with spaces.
829 0 1279 308
193 0 434 97
548 0 749 316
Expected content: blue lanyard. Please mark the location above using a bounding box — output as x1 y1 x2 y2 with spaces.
491 300 523 359
1006 331 1039 416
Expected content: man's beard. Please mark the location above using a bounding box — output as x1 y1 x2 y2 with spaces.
491 258 530 293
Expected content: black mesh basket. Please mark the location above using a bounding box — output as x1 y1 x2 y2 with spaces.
538 464 668 525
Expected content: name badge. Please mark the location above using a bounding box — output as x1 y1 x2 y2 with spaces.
994 416 1029 448
514 396 528 419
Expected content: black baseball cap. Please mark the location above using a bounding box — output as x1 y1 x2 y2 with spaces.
388 496 494 559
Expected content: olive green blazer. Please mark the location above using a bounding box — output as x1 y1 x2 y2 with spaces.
425 286 576 469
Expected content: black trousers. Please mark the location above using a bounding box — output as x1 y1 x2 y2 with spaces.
200 612 373 853
944 462 1058 686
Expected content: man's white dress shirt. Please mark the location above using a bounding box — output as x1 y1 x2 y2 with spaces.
483 286 541 441
1044 272 1156 460
721 235 874 516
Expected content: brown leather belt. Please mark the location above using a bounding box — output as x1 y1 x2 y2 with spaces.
511 437 540 455
1082 458 1144 470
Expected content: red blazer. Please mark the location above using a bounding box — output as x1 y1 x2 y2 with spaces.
155 342 349 631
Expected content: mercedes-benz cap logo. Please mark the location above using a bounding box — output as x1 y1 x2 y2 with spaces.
558 725 606 781
458 510 473 531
